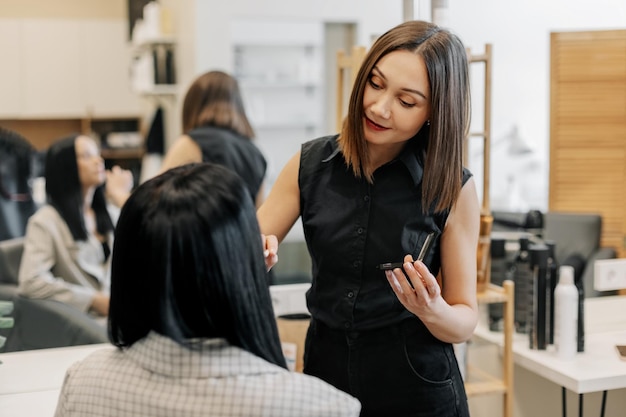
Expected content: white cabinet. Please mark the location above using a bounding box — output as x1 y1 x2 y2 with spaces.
231 19 325 191
83 20 143 116
21 19 85 117
0 18 140 119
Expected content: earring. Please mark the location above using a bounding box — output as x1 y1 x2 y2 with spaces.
426 120 431 126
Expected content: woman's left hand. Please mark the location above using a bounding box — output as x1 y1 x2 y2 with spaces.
385 254 442 318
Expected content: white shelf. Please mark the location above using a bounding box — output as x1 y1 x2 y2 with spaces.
231 19 322 46
254 122 318 130
239 81 320 89
136 85 178 96
130 36 177 98
132 35 176 51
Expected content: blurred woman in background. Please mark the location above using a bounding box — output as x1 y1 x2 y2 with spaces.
18 134 133 317
160 70 267 206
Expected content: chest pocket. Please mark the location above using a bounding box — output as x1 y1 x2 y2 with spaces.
401 213 445 277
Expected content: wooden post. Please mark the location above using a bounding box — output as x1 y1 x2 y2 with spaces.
335 46 367 133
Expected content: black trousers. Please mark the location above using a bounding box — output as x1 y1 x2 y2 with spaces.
303 318 470 417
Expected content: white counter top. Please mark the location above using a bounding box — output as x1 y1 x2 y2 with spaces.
0 389 60 417
474 295 626 394
0 343 111 395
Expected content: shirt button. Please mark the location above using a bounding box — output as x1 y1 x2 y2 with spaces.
364 195 370 202
344 321 351 329
347 291 354 298
357 227 364 234
352 260 360 268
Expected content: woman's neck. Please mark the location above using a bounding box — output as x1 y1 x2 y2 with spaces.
83 186 106 242
82 185 96 212
367 141 407 172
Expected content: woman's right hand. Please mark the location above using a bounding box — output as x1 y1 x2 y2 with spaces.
90 292 110 316
261 234 279 271
105 166 134 207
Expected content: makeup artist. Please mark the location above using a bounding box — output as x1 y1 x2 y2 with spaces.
258 20 480 417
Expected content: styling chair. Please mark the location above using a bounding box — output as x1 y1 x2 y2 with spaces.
0 237 107 352
543 211 617 298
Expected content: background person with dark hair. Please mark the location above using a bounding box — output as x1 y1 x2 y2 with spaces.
54 163 360 417
159 70 267 206
0 127 38 240
18 134 133 317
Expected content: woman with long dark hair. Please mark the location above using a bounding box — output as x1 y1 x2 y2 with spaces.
18 134 133 316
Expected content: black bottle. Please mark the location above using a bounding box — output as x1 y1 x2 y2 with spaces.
512 237 532 333
529 243 549 350
488 238 508 331
574 269 585 352
545 240 558 345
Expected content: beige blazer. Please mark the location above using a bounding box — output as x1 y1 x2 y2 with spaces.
18 205 111 312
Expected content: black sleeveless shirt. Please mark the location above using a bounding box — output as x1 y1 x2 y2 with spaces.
187 126 267 201
299 135 472 331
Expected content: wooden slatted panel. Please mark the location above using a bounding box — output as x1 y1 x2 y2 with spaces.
555 82 626 120
558 38 626 81
550 30 626 257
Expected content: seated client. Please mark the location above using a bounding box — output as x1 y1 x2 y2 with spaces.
54 163 361 417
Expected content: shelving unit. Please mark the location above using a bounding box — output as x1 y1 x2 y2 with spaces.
231 19 324 197
0 117 140 150
130 36 177 96
466 44 495 296
465 48 509 416
465 44 492 214
233 43 323 137
466 280 515 417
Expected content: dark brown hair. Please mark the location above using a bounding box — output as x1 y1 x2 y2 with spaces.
338 20 470 213
181 70 255 138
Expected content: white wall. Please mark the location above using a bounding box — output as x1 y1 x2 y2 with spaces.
185 0 404 156
445 0 626 211
6 1 624 212
192 0 403 74
185 0 624 213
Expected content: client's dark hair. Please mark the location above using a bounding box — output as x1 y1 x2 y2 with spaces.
108 162 286 368
45 134 113 240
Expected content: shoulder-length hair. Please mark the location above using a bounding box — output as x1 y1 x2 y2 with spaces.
181 70 255 139
108 162 286 368
339 20 470 213
45 134 113 241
